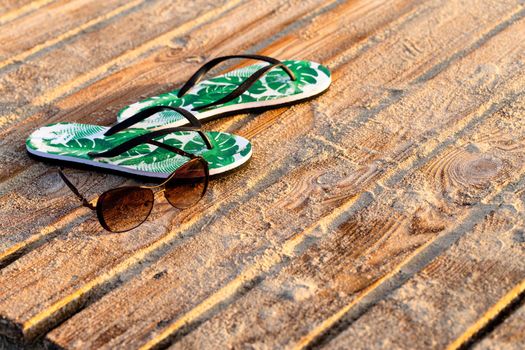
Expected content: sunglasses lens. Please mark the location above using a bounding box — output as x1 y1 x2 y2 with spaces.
98 187 154 232
165 158 208 209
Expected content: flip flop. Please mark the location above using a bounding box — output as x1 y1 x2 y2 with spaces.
116 55 331 130
26 107 252 180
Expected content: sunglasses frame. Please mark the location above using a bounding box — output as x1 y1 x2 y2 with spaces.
55 105 214 233
58 156 209 233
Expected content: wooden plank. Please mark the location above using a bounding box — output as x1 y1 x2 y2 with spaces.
473 292 525 350
0 0 340 265
40 2 525 348
0 0 133 61
0 0 54 24
325 179 525 349
0 0 144 70
0 0 234 128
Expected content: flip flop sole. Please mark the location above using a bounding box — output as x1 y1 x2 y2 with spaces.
26 123 252 179
26 146 252 180
117 60 331 129
152 84 330 131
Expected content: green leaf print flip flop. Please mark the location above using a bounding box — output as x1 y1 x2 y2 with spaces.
116 55 331 130
26 107 252 180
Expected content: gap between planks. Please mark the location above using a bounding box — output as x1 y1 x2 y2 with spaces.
0 0 54 25
0 207 91 267
447 277 525 350
0 0 145 71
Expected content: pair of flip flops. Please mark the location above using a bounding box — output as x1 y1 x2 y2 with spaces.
26 55 331 180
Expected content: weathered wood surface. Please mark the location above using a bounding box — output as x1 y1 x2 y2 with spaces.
0 0 132 61
474 290 525 350
0 0 52 24
0 0 524 349
325 113 525 349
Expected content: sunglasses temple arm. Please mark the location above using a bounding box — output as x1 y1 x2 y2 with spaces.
57 168 96 210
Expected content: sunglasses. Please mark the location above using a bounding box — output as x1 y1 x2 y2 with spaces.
58 157 209 232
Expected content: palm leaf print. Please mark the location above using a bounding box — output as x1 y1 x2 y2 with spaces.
27 124 251 175
114 60 331 129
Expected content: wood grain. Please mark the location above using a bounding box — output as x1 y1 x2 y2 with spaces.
0 0 133 60
0 0 233 127
0 0 53 24
170 73 525 350
326 205 525 350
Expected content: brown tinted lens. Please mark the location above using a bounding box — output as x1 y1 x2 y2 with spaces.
97 187 154 232
164 159 208 209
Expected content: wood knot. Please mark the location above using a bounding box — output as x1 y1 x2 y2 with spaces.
456 154 502 186
426 148 505 205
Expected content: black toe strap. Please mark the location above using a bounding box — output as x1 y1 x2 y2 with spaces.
104 106 201 136
177 54 296 111
192 62 291 112
89 126 213 159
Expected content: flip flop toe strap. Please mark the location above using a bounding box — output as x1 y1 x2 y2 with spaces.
104 106 200 136
191 62 292 111
177 54 296 97
89 126 213 159
177 54 297 111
